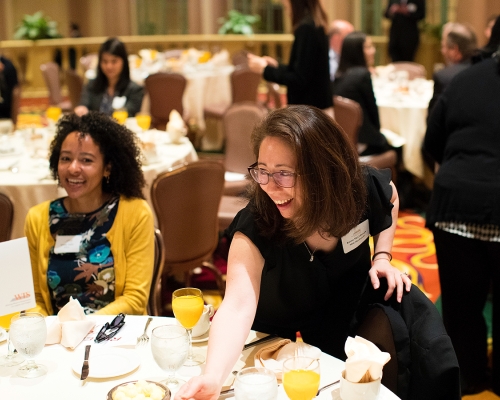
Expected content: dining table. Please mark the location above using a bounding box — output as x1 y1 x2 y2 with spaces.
0 124 198 240
0 315 401 400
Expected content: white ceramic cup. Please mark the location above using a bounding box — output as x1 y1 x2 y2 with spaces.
191 304 215 337
234 366 278 400
339 370 381 400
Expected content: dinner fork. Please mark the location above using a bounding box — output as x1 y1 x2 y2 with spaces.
137 317 153 345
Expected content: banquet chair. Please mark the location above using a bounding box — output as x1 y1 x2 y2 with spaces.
151 160 226 300
64 69 84 109
223 102 268 196
40 62 72 111
389 62 427 80
351 279 461 400
0 193 14 242
218 195 249 231
148 229 165 316
145 72 186 131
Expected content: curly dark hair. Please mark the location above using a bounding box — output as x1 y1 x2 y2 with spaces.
249 105 367 244
49 111 145 199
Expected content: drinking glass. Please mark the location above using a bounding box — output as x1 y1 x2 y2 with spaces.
112 110 128 124
9 312 47 378
234 367 278 400
46 106 62 123
136 114 151 131
151 325 189 390
0 312 25 367
283 357 321 400
172 288 205 366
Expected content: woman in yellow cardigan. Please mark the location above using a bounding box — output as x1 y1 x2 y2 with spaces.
25 112 154 316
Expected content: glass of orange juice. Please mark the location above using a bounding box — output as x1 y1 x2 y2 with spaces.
0 312 25 367
112 110 128 125
283 357 321 400
46 106 62 123
136 114 151 131
172 287 205 366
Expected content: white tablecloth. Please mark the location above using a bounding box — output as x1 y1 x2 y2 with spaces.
0 133 198 239
0 315 400 400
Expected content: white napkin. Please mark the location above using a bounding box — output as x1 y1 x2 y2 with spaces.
255 340 322 380
166 109 187 144
344 336 391 383
46 297 96 349
112 96 127 110
211 49 230 67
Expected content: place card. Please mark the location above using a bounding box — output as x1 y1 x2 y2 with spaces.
0 237 36 316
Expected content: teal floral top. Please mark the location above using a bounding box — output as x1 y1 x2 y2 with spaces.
48 196 119 314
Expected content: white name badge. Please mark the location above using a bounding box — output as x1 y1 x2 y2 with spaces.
341 219 369 254
54 235 83 254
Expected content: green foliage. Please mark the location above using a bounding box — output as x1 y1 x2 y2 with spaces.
14 11 61 40
420 21 443 41
218 10 260 35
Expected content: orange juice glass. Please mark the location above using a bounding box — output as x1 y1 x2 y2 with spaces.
283 357 321 400
136 114 151 131
172 288 205 366
0 312 25 367
112 110 128 124
46 106 62 123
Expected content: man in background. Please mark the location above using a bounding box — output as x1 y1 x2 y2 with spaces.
0 55 19 120
328 19 354 83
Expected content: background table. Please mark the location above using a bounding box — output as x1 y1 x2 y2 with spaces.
0 315 400 400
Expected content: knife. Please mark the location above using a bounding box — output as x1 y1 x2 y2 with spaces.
80 345 91 380
242 334 278 350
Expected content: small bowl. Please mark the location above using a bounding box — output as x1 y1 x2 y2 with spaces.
107 380 171 400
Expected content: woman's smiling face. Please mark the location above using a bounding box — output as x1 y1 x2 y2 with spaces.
257 136 302 220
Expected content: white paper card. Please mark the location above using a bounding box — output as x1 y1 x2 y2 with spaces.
341 219 370 254
54 234 82 254
0 237 36 316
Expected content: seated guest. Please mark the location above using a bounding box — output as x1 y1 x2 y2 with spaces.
175 105 410 400
485 14 499 41
25 112 154 316
0 55 19 120
332 32 392 156
75 38 143 117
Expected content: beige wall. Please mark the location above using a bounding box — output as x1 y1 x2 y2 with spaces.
456 0 500 46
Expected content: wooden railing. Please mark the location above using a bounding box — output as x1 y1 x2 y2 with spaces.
0 34 439 97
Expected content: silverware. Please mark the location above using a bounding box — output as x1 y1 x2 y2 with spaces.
316 379 340 395
242 334 278 350
80 345 91 380
136 317 153 346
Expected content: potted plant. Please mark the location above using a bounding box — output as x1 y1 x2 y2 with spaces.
14 11 61 40
218 10 260 35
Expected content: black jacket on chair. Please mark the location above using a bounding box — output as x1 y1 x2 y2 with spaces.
350 279 461 400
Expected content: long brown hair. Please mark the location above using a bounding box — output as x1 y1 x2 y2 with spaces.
249 105 367 243
289 0 328 32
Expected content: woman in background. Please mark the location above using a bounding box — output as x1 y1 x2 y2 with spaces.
333 31 392 156
247 0 332 115
25 112 154 316
75 38 143 117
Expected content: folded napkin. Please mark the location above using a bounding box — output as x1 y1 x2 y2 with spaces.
254 340 322 380
211 49 230 67
140 140 160 165
344 336 391 383
46 297 96 349
166 109 187 144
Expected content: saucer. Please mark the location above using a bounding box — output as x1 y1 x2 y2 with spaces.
192 323 210 343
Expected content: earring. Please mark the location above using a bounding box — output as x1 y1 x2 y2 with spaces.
106 175 110 184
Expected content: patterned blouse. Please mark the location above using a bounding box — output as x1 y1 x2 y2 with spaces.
48 196 119 314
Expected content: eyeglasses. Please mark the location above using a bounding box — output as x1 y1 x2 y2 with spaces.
94 313 126 343
247 162 298 188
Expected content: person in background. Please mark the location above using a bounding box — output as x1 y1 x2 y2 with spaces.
485 14 499 41
424 45 500 396
75 37 143 117
332 32 392 156
385 0 426 62
175 105 410 400
247 0 333 116
328 19 354 83
475 16 500 62
427 22 477 114
0 55 19 120
25 112 154 316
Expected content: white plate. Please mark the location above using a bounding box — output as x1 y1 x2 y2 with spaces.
71 347 140 379
0 328 7 343
192 323 210 343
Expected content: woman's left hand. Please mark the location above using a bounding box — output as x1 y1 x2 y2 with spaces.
247 54 267 74
368 259 411 302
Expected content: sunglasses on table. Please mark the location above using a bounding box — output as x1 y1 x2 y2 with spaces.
94 313 126 343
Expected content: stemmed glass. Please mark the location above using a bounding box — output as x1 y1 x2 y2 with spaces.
282 357 321 400
234 367 278 400
151 325 189 390
9 312 47 378
0 312 25 367
172 288 205 366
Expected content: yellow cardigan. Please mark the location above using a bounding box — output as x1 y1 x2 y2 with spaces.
24 196 155 316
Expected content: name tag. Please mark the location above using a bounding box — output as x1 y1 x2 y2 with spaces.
341 220 369 254
54 235 83 254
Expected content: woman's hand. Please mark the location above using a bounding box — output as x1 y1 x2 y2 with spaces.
74 105 89 116
262 56 278 68
174 375 220 400
247 54 268 74
368 258 411 302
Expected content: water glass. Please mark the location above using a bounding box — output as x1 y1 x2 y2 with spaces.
9 312 47 378
283 357 320 400
0 312 24 367
234 367 278 400
151 325 189 390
